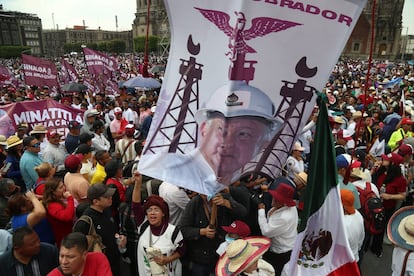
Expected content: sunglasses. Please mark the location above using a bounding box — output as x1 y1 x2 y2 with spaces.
30 142 41 148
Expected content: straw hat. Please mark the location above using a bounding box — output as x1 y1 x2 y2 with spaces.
215 237 271 276
29 124 47 135
294 172 308 187
350 168 366 180
388 206 414 251
6 135 22 148
0 135 7 146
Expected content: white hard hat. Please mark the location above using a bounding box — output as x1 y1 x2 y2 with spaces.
195 81 281 129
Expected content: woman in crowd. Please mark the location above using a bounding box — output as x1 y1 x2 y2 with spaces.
4 135 25 192
132 172 185 276
7 191 55 244
43 178 75 247
370 152 407 257
34 162 56 196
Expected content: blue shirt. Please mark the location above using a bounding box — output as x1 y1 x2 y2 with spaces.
20 151 43 191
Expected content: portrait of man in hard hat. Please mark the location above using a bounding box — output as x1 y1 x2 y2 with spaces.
194 81 280 186
141 81 280 196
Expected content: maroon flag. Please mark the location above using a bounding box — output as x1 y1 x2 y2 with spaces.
82 48 119 95
60 58 79 84
0 66 18 87
21 54 59 89
0 99 84 138
82 48 118 80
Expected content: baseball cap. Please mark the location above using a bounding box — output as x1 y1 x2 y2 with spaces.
221 220 251 238
75 144 94 154
382 153 404 165
79 133 94 144
47 129 61 139
401 118 414 125
68 120 82 129
398 144 413 156
194 81 282 130
114 107 123 114
87 184 116 201
87 109 100 117
64 154 82 171
336 154 361 169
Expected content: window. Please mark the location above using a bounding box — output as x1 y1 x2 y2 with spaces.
353 43 360 52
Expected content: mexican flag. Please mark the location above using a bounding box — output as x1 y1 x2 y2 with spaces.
283 95 360 276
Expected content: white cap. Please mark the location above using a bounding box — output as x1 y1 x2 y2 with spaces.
195 81 281 129
114 107 122 114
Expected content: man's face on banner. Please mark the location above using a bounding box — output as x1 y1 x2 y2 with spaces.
199 116 269 183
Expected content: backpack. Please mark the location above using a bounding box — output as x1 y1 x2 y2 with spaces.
357 182 386 235
122 160 139 178
73 215 106 252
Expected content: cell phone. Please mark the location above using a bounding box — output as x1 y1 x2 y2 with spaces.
1 162 12 174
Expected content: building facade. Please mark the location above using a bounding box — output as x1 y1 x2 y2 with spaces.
42 27 133 57
133 0 169 57
343 0 405 60
0 5 43 55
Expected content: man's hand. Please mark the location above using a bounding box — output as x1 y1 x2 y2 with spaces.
200 226 216 239
212 194 230 209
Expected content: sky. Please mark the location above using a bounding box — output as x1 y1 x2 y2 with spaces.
2 0 414 34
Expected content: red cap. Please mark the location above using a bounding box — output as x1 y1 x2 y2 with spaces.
381 153 404 165
64 154 82 170
221 220 251 238
401 118 414 125
398 144 413 156
47 129 61 139
269 183 296 207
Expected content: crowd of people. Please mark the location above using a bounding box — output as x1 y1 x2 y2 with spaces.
0 54 413 276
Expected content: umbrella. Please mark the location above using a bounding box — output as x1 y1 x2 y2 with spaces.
150 65 166 74
122 76 161 89
62 83 87 92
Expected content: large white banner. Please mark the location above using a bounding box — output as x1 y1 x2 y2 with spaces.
139 0 367 196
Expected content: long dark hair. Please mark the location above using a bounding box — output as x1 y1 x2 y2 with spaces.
383 164 402 185
43 178 65 207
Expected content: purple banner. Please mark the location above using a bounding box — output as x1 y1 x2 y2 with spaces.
0 99 84 138
82 48 118 79
60 58 79 84
21 54 59 89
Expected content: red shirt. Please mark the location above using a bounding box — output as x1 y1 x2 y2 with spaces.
375 173 407 209
46 196 75 247
47 252 112 276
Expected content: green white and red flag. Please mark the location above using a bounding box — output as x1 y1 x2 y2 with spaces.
283 95 360 276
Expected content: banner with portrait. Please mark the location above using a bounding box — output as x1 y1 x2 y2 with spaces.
0 99 84 138
139 0 367 195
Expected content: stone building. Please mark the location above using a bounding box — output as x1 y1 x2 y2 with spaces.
0 4 43 55
42 27 133 58
343 0 405 60
132 0 169 57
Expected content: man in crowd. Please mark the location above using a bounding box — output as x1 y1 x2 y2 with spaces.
0 226 58 276
43 130 68 176
65 120 83 154
20 136 43 191
90 150 112 185
73 184 125 276
47 232 112 276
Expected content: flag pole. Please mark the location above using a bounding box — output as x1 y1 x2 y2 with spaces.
142 0 151 78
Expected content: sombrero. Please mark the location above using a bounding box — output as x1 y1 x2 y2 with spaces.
215 236 271 276
388 206 414 251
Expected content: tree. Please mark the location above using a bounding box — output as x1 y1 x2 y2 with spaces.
0 46 32 58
